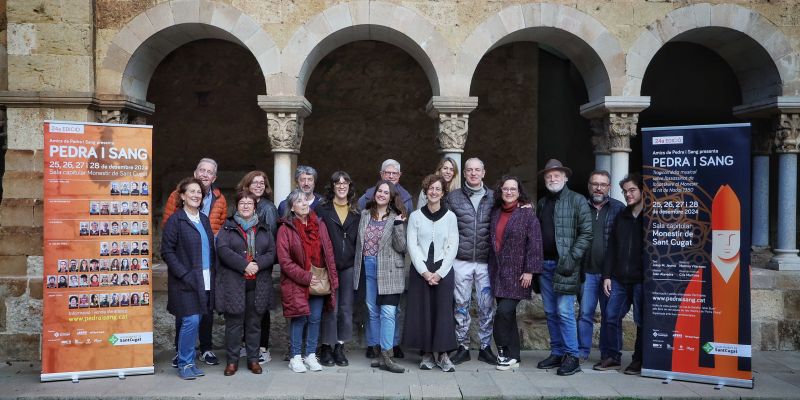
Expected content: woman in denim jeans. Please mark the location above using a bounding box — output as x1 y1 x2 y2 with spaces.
353 180 407 373
277 189 338 373
161 177 216 380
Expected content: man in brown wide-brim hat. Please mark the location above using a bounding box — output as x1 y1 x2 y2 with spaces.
538 158 573 178
534 158 593 376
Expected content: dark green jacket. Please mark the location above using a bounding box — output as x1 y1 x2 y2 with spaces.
536 186 593 294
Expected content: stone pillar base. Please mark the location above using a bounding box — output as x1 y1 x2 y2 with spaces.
768 250 800 271
750 246 774 268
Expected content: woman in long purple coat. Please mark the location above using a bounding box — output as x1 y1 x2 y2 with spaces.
488 175 543 371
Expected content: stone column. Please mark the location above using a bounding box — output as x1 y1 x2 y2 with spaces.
769 113 800 270
750 119 772 261
580 96 650 202
426 96 479 173
606 113 639 202
590 118 611 173
258 96 312 204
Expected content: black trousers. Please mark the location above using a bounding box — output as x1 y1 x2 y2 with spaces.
226 288 263 364
174 290 213 352
493 297 521 361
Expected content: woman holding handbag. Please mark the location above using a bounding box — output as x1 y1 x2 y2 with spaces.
353 180 407 373
277 188 338 373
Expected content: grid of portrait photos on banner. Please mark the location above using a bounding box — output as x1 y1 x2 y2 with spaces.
47 181 152 310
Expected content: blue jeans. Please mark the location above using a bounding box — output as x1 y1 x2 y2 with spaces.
177 314 201 367
290 295 324 357
604 278 643 360
539 260 579 357
364 256 397 351
578 273 610 358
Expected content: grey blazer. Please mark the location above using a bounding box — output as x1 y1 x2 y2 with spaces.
353 209 407 295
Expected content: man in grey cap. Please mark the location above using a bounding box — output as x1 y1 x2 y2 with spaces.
535 159 593 376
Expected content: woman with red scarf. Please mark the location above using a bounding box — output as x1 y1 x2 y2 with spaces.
215 190 276 376
488 176 543 370
277 188 338 373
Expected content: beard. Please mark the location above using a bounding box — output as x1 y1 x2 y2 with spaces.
591 193 608 204
546 181 566 193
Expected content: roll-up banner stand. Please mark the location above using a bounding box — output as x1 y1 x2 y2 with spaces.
641 123 753 388
41 121 155 382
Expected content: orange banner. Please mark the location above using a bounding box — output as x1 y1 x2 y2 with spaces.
41 121 154 382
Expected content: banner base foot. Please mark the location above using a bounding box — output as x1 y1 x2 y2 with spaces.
71 375 79 383
662 377 672 384
117 371 126 380
715 383 725 390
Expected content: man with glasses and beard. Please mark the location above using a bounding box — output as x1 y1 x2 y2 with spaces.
580 171 624 367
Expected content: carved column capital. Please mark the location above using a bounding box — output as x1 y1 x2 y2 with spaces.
590 118 610 155
750 118 774 155
606 112 639 153
436 113 469 153
258 96 312 154
96 109 130 124
267 112 304 153
774 113 800 154
426 96 478 153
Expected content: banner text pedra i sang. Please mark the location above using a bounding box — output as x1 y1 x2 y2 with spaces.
41 121 154 382
641 123 752 389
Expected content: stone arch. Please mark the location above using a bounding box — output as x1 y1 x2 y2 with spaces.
277 1 453 96
98 0 279 100
454 3 625 101
626 4 799 103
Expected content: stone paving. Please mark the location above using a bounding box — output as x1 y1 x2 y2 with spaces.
1 350 798 399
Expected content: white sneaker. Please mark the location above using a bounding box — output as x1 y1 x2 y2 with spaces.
496 356 520 371
304 353 323 372
289 355 307 373
259 347 271 364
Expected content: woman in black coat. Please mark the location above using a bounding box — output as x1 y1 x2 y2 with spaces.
161 177 216 380
235 170 279 363
315 171 360 367
215 190 276 376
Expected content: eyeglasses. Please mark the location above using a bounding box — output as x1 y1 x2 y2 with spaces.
251 181 266 187
196 168 215 177
501 187 518 193
382 170 400 177
238 202 255 208
590 183 610 188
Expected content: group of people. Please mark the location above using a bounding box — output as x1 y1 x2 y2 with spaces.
161 156 646 380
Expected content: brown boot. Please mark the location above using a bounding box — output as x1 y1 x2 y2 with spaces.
380 350 404 373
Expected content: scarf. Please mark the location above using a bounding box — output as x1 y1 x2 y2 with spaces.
235 213 259 280
495 200 518 251
293 211 321 270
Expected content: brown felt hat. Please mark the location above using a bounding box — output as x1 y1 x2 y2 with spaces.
538 159 572 177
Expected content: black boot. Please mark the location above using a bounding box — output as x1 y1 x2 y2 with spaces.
318 344 335 367
478 346 497 365
333 343 349 366
537 353 562 369
450 345 471 365
366 344 380 359
556 354 581 376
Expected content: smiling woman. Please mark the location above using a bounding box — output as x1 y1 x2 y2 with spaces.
161 177 216 380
